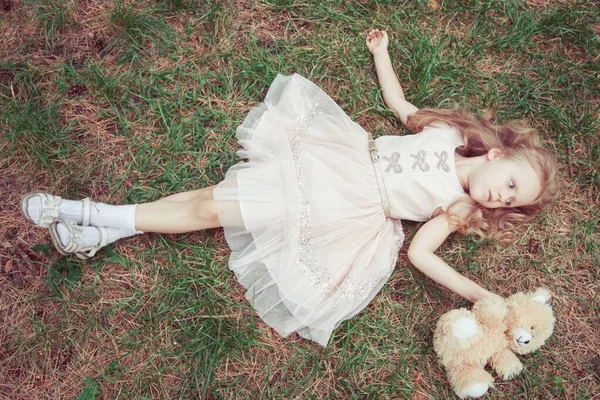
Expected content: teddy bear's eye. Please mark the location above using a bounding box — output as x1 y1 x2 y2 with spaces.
531 325 535 330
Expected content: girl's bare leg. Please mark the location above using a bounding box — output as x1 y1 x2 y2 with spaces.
157 186 216 203
135 187 221 233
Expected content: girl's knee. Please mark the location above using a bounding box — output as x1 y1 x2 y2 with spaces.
190 197 220 228
193 186 215 201
202 186 215 200
204 199 221 228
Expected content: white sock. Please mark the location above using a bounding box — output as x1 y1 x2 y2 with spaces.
28 197 138 231
56 224 142 248
88 203 137 231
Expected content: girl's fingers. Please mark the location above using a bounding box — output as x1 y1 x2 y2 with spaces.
366 29 385 45
367 29 380 39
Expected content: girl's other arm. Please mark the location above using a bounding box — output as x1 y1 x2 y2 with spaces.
366 29 419 126
407 213 499 303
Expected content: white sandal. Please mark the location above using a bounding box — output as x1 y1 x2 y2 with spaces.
20 193 91 228
49 219 109 260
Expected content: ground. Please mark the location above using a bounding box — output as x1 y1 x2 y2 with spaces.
1 0 599 398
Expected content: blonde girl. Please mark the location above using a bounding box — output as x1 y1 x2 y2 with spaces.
21 29 558 346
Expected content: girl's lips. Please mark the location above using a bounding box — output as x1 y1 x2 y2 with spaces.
488 191 492 202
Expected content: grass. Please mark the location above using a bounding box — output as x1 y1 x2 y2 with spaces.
1 0 599 398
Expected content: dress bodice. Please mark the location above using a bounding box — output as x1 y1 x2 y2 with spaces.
375 125 467 221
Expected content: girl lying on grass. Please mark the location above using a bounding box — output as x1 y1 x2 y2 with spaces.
21 29 558 346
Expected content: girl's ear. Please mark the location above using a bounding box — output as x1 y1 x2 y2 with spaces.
487 148 506 160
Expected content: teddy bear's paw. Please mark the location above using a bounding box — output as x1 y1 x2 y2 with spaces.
465 383 489 398
500 363 523 380
452 316 478 339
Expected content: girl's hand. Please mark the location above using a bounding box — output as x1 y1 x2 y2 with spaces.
366 29 389 55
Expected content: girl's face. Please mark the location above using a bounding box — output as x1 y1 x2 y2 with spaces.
468 150 542 209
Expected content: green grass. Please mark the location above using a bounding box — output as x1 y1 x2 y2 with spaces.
1 0 599 398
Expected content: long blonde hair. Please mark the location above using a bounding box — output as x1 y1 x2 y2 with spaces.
407 107 559 243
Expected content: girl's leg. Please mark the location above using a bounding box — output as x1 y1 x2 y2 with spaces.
156 186 216 203
135 187 221 233
24 186 224 256
24 187 221 232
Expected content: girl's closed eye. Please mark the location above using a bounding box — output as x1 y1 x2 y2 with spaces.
506 179 515 205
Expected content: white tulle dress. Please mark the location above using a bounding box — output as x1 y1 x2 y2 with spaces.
213 74 467 346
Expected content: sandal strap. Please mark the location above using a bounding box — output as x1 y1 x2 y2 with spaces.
77 226 109 259
97 226 108 247
50 220 110 260
81 198 91 227
38 193 62 229
63 220 84 251
49 219 84 255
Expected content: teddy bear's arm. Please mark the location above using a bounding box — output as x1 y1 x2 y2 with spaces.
490 349 523 380
472 295 507 327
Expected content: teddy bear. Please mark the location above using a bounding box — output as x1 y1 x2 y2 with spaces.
433 288 555 398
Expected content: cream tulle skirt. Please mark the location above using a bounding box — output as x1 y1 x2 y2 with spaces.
213 74 404 346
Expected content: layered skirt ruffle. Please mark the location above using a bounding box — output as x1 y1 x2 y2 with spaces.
213 74 404 346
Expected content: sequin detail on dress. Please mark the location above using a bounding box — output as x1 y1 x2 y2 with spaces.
383 152 402 174
410 150 430 172
435 151 450 172
290 101 381 300
290 100 333 295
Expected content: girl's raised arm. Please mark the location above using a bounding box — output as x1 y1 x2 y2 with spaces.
407 213 499 303
366 29 419 126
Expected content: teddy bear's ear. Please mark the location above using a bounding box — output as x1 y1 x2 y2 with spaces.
530 288 551 304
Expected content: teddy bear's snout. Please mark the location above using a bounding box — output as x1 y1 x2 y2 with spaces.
513 328 533 346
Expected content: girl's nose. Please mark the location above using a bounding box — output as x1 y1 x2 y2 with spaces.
498 189 512 203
